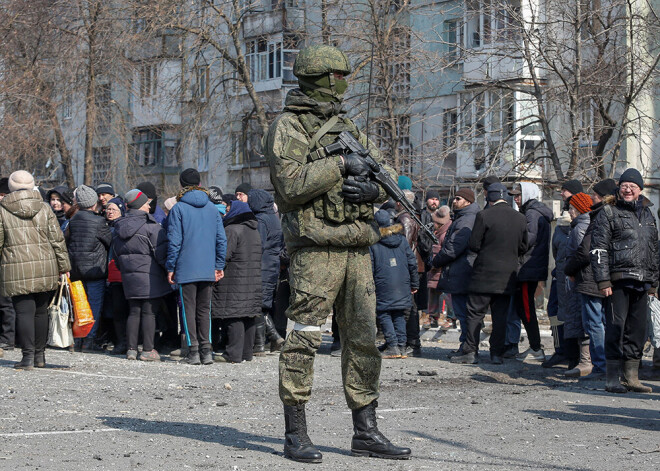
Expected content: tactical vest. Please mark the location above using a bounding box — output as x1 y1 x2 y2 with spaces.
296 112 375 224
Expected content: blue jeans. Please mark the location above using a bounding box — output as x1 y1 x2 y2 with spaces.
505 296 522 345
84 279 106 340
581 294 606 372
377 310 407 349
451 294 469 343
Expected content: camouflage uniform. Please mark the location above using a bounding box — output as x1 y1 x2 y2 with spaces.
264 46 395 411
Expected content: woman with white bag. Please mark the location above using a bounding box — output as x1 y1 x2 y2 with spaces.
0 171 71 369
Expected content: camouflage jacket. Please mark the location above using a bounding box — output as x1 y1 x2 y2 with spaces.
265 89 395 252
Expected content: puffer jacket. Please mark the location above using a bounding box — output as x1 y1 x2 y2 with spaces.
590 194 659 290
565 204 604 297
248 189 285 311
0 189 71 297
112 210 170 300
562 212 590 339
370 223 419 312
517 184 554 282
212 202 262 319
432 203 479 294
66 208 112 281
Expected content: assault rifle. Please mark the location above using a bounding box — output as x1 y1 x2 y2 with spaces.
324 131 439 245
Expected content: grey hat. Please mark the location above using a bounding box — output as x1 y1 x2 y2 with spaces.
74 185 99 209
124 189 149 210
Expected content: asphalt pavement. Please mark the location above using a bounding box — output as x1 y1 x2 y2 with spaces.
0 332 658 471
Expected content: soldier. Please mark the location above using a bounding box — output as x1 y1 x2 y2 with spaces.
263 44 411 463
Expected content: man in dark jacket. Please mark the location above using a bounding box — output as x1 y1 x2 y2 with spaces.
67 184 112 351
167 169 227 365
564 179 617 376
248 189 285 354
113 189 170 362
590 168 658 393
432 188 479 347
370 210 419 359
137 181 167 225
509 182 553 362
451 183 528 364
560 179 583 211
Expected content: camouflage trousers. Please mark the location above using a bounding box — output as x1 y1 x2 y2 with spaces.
279 246 381 410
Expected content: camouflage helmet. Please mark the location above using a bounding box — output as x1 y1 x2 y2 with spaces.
293 44 352 78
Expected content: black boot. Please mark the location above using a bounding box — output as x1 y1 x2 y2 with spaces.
34 350 46 368
200 348 213 365
564 338 580 370
351 401 411 460
264 313 285 352
283 404 322 463
14 351 34 370
253 315 266 357
184 349 201 365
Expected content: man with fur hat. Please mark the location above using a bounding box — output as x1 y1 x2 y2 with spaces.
590 168 658 393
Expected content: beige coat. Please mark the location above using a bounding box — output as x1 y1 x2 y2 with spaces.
0 189 71 297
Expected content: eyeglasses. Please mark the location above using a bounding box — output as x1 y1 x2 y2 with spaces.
453 196 463 201
619 184 639 192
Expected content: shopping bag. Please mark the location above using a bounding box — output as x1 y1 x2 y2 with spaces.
648 295 660 349
47 276 74 348
69 277 95 338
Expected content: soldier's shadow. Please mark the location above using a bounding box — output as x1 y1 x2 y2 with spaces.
99 416 349 457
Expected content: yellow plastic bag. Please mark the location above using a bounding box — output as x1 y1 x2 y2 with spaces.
68 277 95 338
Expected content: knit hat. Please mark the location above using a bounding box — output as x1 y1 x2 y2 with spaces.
455 188 475 204
375 209 393 228
124 189 149 210
95 182 115 196
593 178 617 197
569 192 593 214
398 175 413 190
107 197 126 217
136 181 157 199
486 182 508 202
207 186 224 204
0 177 10 194
179 168 201 187
61 188 74 206
8 170 35 192
432 206 451 225
561 179 583 195
425 189 440 201
74 185 99 208
163 197 177 211
235 182 252 195
482 175 500 190
619 168 644 190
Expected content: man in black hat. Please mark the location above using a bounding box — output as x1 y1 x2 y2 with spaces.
235 183 252 203
137 181 167 225
560 179 583 211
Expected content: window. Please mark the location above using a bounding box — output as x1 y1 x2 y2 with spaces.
132 129 181 168
231 117 266 167
195 66 210 101
92 147 112 186
139 63 158 99
62 93 73 119
443 108 458 150
95 83 112 136
197 136 209 172
390 28 411 98
283 33 300 82
246 38 284 82
375 115 413 174
443 20 462 61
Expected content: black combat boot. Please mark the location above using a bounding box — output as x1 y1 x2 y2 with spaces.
264 313 285 352
200 348 213 365
621 359 652 393
253 315 266 356
351 401 411 460
283 404 322 463
14 352 34 370
34 350 46 368
184 348 201 365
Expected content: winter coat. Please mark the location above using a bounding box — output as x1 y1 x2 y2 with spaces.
166 189 227 284
565 203 605 297
417 208 435 264
396 209 424 272
112 210 170 300
468 201 528 294
517 189 554 282
432 203 480 294
66 208 112 281
248 189 285 311
263 89 392 254
370 223 419 312
562 212 591 338
427 221 451 289
212 202 262 319
551 221 571 323
590 194 659 290
152 205 167 225
0 189 71 297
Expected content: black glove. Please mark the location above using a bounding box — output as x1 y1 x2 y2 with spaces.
341 153 370 177
342 179 380 203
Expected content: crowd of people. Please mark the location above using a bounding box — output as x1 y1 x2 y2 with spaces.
0 166 657 394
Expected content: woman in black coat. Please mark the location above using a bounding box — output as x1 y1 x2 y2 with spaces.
112 191 170 361
212 201 262 363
